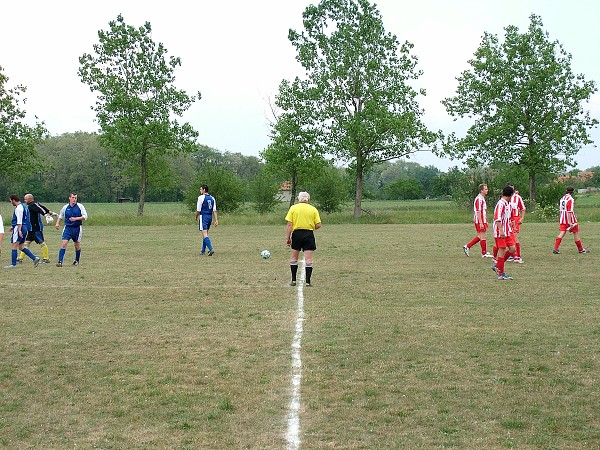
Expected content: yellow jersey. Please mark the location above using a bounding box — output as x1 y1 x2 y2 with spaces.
285 202 321 231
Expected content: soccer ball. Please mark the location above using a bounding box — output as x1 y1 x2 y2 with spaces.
260 249 271 259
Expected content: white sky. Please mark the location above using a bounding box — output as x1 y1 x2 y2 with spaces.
1 0 599 171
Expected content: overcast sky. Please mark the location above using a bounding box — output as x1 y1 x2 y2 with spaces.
2 0 599 171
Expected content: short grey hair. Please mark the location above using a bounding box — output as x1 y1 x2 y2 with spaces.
298 191 310 202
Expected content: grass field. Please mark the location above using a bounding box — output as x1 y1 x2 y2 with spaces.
1 201 600 448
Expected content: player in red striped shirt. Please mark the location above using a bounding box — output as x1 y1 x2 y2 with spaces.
492 185 516 280
509 185 526 263
463 184 493 258
553 186 588 254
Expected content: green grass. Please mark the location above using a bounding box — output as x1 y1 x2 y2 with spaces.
1 217 599 448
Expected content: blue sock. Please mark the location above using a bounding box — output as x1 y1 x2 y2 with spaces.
22 248 36 260
58 248 66 263
201 240 206 253
12 249 17 266
75 250 81 262
204 237 213 252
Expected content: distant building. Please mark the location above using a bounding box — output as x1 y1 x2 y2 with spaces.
278 181 292 202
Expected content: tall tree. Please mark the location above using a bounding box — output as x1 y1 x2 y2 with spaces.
442 14 598 205
79 14 201 215
288 0 439 217
262 80 328 207
0 65 47 179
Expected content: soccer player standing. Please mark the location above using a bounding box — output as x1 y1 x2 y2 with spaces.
17 193 56 264
553 186 588 254
285 191 321 287
55 193 88 267
464 184 493 258
509 185 526 263
195 184 218 256
492 185 516 280
3 194 40 269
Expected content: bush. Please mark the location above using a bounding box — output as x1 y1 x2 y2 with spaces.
250 172 281 214
384 178 425 200
536 182 567 209
306 166 350 213
184 166 244 213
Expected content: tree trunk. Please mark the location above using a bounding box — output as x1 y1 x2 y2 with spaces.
353 166 363 218
138 152 147 216
289 171 298 208
528 173 535 211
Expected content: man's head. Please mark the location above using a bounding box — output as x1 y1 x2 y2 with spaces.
298 192 310 203
479 184 488 195
69 193 78 205
9 194 20 204
24 193 34 204
200 184 209 194
502 185 515 199
566 186 575 194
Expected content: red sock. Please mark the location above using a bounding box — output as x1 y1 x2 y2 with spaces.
480 239 487 255
497 257 505 275
575 240 583 252
554 237 562 250
467 236 480 248
493 246 498 259
516 242 521 258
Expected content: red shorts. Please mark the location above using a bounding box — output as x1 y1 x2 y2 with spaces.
507 233 515 247
495 234 515 249
559 223 579 233
474 222 488 233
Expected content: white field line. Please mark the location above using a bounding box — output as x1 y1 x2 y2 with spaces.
286 260 305 450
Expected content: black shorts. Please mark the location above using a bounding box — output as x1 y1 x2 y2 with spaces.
26 230 45 244
291 229 316 251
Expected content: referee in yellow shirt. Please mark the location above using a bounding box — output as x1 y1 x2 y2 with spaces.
285 191 322 286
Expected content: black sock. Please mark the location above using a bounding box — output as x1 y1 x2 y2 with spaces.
290 263 298 281
305 266 313 284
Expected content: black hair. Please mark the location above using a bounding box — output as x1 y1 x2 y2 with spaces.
201 184 209 193
502 185 514 197
9 194 20 202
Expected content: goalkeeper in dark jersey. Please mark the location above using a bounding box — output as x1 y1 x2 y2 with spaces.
17 193 56 264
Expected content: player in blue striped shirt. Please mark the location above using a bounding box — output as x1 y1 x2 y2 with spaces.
4 194 40 268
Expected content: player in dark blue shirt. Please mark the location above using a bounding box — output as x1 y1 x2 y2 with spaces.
194 184 219 256
55 193 88 267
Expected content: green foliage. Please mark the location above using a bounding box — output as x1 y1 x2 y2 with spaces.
262 88 329 207
442 14 598 204
535 181 567 210
250 171 281 214
287 0 440 217
78 14 201 215
0 65 48 179
305 166 350 213
184 166 244 213
384 178 425 200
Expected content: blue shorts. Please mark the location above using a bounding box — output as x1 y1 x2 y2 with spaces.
198 215 212 231
62 226 83 242
11 228 27 244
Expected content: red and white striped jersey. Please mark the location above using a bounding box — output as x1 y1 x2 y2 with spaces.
473 193 487 224
510 193 526 219
493 197 512 237
559 193 576 225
